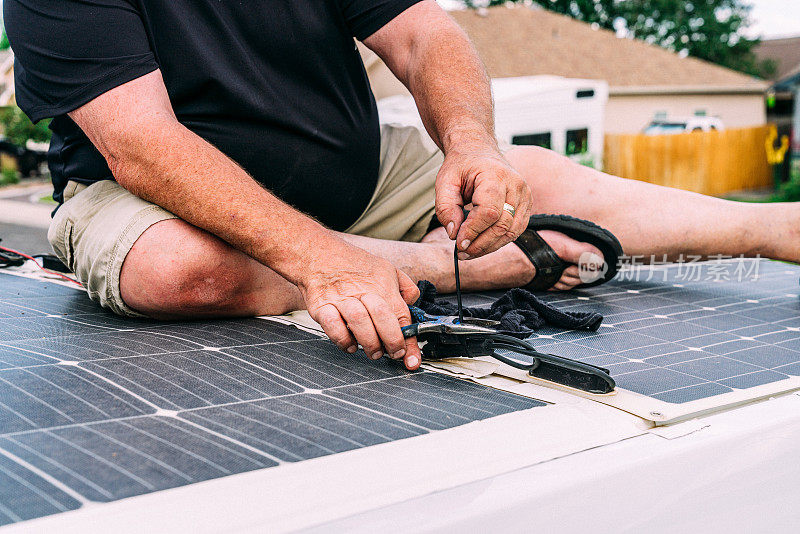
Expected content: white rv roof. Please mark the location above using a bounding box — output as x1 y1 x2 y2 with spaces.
490 75 608 101
378 75 607 111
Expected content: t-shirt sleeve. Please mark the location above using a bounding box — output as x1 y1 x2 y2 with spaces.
4 0 159 123
336 0 425 41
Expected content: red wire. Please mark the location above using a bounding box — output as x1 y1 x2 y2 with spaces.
0 245 84 287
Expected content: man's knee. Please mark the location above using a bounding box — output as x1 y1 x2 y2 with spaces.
163 258 245 313
506 145 575 179
119 220 252 317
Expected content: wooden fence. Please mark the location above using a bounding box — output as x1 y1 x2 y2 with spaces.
603 125 772 197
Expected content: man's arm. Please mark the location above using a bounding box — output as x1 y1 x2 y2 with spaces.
364 1 532 259
69 70 421 369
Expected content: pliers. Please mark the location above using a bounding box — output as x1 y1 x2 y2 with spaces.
402 308 615 394
399 247 615 394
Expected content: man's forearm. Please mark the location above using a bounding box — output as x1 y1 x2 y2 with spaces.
104 119 339 286
377 7 497 153
365 2 532 257
409 27 495 152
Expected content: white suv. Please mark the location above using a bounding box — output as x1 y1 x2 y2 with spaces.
643 116 725 135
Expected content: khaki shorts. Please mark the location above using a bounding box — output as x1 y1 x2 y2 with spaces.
48 124 444 317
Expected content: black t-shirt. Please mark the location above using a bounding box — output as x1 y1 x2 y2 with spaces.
5 0 421 231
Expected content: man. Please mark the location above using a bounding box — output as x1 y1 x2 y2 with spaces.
6 0 799 372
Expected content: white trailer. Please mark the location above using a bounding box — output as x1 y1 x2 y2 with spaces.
377 75 609 167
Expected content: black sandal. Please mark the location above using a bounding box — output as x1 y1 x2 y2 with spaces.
516 214 623 291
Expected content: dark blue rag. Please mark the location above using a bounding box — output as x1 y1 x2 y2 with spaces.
413 280 603 338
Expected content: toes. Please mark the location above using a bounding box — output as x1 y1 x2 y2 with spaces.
532 231 609 291
524 229 612 291
552 271 582 291
550 280 575 291
535 229 608 289
563 265 580 278
538 230 603 266
564 263 603 286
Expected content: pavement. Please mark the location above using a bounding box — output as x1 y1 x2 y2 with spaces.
0 180 55 254
724 187 777 202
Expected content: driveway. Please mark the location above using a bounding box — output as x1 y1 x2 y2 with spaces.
0 181 54 254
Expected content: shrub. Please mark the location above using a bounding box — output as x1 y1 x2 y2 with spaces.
775 162 800 202
0 107 51 147
0 167 19 185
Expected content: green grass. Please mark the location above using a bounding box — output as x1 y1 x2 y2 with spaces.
775 164 800 202
732 163 800 203
0 168 19 186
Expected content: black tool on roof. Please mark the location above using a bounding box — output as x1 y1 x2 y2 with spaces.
401 243 615 394
0 239 71 272
454 245 464 324
0 239 26 268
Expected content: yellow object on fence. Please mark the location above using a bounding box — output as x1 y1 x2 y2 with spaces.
765 125 790 165
603 125 772 197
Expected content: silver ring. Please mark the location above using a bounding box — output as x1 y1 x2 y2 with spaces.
502 202 516 218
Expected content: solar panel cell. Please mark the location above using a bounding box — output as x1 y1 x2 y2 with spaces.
0 365 153 434
0 345 58 369
0 316 110 342
650 382 733 403
82 351 303 410
0 417 274 502
222 340 412 389
0 452 81 526
139 319 320 347
325 373 543 430
181 393 427 462
3 331 203 363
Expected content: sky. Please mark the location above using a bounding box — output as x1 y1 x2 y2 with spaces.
746 0 800 39
0 0 797 40
438 0 800 40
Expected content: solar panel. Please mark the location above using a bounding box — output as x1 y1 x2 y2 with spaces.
482 259 800 422
2 259 799 526
0 272 544 527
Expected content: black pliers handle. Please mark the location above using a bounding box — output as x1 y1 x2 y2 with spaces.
402 306 615 394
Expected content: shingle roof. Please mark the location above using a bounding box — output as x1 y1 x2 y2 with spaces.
448 5 766 93
775 63 800 90
753 35 800 82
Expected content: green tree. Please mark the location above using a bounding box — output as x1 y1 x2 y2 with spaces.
0 107 51 147
459 0 772 77
616 0 764 76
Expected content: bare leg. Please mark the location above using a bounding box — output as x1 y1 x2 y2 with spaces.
120 219 304 319
504 146 800 263
121 145 800 318
120 217 573 318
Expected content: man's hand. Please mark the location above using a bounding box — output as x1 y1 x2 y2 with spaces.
435 143 532 259
298 236 422 370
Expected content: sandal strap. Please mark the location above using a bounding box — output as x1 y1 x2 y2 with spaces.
515 230 568 291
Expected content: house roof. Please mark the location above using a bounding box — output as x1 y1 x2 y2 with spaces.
775 63 800 90
448 5 766 94
753 35 800 83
